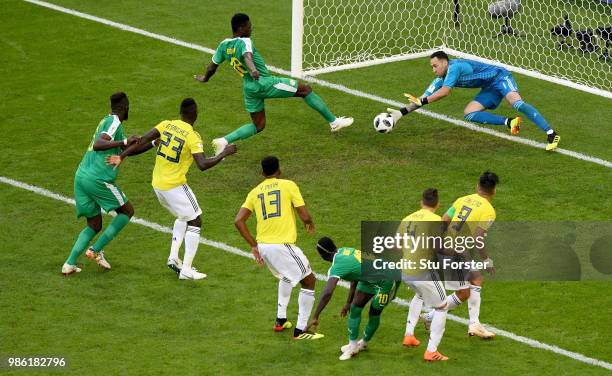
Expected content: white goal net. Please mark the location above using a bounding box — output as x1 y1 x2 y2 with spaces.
292 0 612 98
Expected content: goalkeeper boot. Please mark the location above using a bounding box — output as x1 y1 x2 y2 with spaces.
330 117 354 132
62 263 81 276
167 258 183 274
86 248 111 270
212 137 228 156
402 335 421 347
274 318 293 332
546 132 560 151
468 323 496 339
424 350 449 362
508 117 521 135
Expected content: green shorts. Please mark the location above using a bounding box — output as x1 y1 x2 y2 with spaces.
243 75 299 113
74 175 128 218
357 280 399 311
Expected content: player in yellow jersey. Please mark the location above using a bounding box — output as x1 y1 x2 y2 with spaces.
398 188 450 361
107 98 236 280
234 156 323 340
439 171 498 339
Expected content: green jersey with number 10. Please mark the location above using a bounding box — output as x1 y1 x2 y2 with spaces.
212 37 269 81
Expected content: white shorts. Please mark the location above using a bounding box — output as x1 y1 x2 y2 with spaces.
154 184 202 222
402 271 447 308
258 243 312 287
441 255 471 291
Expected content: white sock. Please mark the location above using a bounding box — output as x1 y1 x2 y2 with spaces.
296 288 315 330
468 285 481 325
169 219 187 260
277 278 293 319
405 295 423 336
445 292 463 311
426 308 448 353
182 226 200 270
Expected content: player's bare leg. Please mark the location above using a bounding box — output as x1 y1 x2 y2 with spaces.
505 92 559 150
295 83 353 132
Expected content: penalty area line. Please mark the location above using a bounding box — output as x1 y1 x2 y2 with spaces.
21 0 612 169
1 174 611 371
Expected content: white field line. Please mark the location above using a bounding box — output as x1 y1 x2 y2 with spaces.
2 175 612 371
22 0 612 169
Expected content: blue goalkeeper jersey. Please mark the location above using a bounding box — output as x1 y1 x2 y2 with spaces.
423 59 509 96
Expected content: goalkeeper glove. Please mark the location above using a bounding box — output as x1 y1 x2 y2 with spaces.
386 108 404 123
404 93 429 107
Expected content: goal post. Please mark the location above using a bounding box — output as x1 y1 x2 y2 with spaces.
291 0 612 99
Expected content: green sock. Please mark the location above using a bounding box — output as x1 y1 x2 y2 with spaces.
224 123 257 143
91 213 130 252
303 92 336 123
363 313 381 342
347 305 363 341
66 227 97 265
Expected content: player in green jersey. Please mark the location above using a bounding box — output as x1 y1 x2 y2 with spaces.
194 13 354 155
306 237 399 360
62 92 139 275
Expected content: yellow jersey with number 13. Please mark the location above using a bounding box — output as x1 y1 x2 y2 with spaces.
151 119 204 190
241 178 305 244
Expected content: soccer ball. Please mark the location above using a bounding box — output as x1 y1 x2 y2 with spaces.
373 113 395 134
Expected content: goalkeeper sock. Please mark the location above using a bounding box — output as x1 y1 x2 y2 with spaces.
513 100 551 132
363 309 382 342
91 213 130 252
224 123 257 143
277 278 293 319
405 295 423 336
296 288 315 330
66 227 97 265
182 226 200 270
468 285 482 325
464 111 507 126
169 219 187 261
347 305 364 341
427 308 448 353
303 92 336 123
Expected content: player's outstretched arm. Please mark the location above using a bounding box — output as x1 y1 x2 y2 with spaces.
475 226 495 274
307 277 340 331
194 62 219 83
193 144 237 171
234 208 264 265
242 52 259 80
107 128 160 168
295 206 315 235
93 133 138 152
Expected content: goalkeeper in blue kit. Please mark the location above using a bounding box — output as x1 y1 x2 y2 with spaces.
388 51 560 151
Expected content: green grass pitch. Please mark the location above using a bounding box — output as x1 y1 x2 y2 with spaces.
0 0 611 375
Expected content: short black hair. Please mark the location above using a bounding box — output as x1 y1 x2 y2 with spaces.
261 156 280 176
479 171 499 194
231 13 250 32
422 188 439 207
430 50 449 61
110 92 128 111
316 237 337 260
180 97 197 115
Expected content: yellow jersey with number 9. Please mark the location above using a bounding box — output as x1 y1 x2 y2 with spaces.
241 178 305 244
151 119 204 190
448 193 496 236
